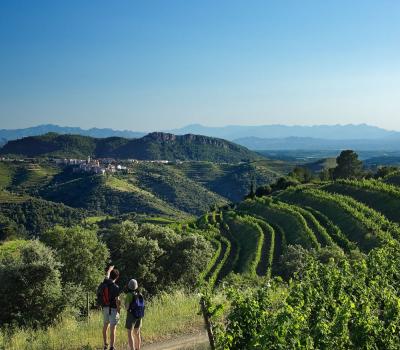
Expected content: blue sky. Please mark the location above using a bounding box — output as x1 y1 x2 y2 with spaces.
0 0 399 131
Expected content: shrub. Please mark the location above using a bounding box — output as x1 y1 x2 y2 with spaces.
101 222 213 294
0 240 64 327
41 225 109 292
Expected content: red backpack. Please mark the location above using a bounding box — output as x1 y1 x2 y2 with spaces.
97 281 111 307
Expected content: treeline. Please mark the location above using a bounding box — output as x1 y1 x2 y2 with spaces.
0 198 85 240
0 222 213 328
249 150 400 198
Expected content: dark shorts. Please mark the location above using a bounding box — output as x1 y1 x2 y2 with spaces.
125 312 142 330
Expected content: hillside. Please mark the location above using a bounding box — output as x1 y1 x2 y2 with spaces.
40 173 188 218
0 132 261 162
0 191 85 240
192 176 400 287
0 160 284 217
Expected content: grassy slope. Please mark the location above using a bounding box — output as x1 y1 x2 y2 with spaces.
130 163 228 215
172 161 280 202
1 291 205 350
2 159 286 217
41 173 186 218
0 162 60 193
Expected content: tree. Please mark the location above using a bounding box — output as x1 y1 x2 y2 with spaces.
374 166 398 179
255 185 272 197
319 168 334 181
245 182 256 199
101 222 213 294
332 150 364 179
41 225 109 292
289 166 313 183
0 240 64 327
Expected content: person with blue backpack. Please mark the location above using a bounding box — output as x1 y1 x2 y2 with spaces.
125 279 145 350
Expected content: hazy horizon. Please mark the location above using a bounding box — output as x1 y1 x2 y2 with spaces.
2 121 400 134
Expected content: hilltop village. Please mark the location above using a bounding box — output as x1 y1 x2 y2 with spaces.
55 156 174 175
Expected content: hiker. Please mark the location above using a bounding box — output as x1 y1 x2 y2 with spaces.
98 265 121 350
125 279 145 350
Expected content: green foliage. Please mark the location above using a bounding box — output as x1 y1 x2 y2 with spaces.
207 236 231 289
293 206 335 247
239 197 319 250
100 222 213 294
0 240 64 327
288 166 314 183
332 150 364 180
40 226 109 292
253 219 275 278
278 187 391 252
0 132 261 162
374 166 398 179
173 161 280 202
216 240 400 349
384 169 400 186
224 214 264 276
302 207 356 252
42 173 186 218
129 163 228 215
0 198 85 240
324 179 400 223
199 237 222 285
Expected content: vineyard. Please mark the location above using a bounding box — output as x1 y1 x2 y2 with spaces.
193 177 400 286
189 176 400 348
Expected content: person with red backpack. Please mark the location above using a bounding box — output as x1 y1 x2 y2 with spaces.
97 265 121 350
125 279 145 350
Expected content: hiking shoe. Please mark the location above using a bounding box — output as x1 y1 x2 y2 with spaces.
103 345 108 350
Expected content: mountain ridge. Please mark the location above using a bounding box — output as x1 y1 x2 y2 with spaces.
1 123 399 143
0 132 260 162
235 135 400 151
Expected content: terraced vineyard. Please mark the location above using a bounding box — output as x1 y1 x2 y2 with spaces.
194 177 400 287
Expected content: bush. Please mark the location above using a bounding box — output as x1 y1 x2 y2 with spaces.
101 222 213 294
41 225 109 292
0 240 64 327
217 240 400 349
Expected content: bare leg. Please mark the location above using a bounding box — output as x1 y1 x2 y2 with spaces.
110 324 117 348
127 329 134 350
134 328 141 350
103 323 109 347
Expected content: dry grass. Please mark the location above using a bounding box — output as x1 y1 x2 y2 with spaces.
0 291 205 350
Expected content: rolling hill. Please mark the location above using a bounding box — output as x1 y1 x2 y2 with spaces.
0 191 85 240
0 132 261 162
190 175 400 288
0 158 284 217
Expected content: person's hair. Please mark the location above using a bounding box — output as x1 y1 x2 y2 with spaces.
110 269 120 281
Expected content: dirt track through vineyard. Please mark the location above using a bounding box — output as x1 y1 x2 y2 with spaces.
142 331 209 350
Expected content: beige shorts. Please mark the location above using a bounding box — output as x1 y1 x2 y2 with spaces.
103 307 120 326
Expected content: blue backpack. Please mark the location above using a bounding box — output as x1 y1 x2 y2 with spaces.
128 292 145 319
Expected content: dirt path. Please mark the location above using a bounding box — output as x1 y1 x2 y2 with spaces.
142 332 209 350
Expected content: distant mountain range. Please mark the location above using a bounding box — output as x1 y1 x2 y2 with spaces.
0 132 260 162
171 123 400 140
0 124 145 143
1 123 400 151
235 136 400 151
